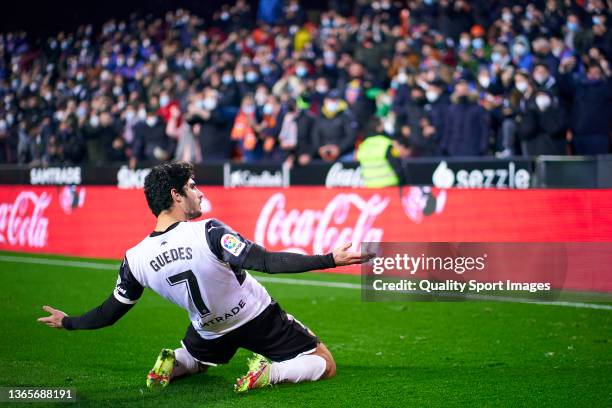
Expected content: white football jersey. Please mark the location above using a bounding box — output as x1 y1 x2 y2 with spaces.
113 219 271 340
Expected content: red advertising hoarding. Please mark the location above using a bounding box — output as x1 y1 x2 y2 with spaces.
1 186 611 290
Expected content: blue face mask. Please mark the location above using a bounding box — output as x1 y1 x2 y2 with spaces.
567 21 578 32
261 66 272 76
472 38 484 50
296 66 307 78
246 72 259 83
222 75 233 85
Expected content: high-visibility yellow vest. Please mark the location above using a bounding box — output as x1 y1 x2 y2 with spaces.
356 135 400 188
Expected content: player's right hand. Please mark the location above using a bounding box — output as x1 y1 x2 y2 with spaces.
332 243 375 267
37 305 67 329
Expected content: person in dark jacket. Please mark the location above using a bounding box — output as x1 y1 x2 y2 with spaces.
279 98 316 167
516 90 566 156
441 81 490 156
396 86 439 157
132 111 171 163
310 90 358 162
558 63 611 154
187 88 233 161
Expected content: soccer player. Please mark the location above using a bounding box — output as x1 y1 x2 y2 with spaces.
38 161 373 393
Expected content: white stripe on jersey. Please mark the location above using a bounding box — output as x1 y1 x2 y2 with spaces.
125 220 271 340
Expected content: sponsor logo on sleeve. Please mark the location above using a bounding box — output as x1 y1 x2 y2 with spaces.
221 234 246 256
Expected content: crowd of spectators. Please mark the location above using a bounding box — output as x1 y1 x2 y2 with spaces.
0 0 611 167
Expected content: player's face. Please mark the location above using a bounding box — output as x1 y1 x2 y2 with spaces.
181 178 204 220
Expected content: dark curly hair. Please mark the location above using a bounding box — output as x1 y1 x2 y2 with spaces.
144 161 194 217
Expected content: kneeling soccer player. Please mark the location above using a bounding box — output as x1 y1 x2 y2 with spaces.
38 161 373 392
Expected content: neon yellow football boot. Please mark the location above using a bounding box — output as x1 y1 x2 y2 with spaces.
146 348 175 388
234 353 271 393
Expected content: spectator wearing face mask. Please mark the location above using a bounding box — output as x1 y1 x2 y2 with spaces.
231 95 261 162
558 63 612 154
156 91 181 125
425 80 451 148
441 81 490 156
218 69 242 110
310 77 330 115
169 104 201 164
187 88 232 161
279 97 317 167
497 70 532 157
254 94 284 160
532 62 559 96
132 110 171 164
396 86 439 157
311 90 358 162
516 89 566 156
237 65 262 99
511 36 533 71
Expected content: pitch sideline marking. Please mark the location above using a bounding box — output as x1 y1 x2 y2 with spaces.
1 254 611 311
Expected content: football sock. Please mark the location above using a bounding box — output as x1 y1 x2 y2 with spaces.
171 347 200 379
269 354 327 384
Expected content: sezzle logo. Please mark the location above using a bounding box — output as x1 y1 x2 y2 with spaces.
0 191 52 248
255 192 388 254
432 161 530 189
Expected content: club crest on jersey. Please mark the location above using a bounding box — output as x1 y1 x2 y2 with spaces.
221 234 245 256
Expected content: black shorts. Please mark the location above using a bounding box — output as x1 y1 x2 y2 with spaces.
181 301 319 365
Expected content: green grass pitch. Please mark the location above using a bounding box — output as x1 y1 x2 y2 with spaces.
1 251 611 407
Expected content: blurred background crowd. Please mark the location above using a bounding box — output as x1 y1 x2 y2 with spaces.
0 0 611 167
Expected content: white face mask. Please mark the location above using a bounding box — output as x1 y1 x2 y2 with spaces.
513 43 526 56
325 101 339 112
263 103 274 115
89 116 99 127
125 110 135 121
383 121 394 135
396 72 408 84
146 116 158 127
534 73 548 84
535 95 551 110
425 91 439 102
203 98 217 111
159 95 170 107
478 76 491 88
515 81 528 93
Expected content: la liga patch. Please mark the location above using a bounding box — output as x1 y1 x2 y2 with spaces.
221 234 246 256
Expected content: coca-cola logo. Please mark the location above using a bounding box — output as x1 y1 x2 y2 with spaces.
0 191 52 248
325 163 363 188
254 192 388 254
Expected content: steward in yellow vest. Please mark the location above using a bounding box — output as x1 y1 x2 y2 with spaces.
356 133 402 188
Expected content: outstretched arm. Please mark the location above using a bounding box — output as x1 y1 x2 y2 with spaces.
38 294 134 330
38 257 143 331
205 219 374 274
242 242 374 274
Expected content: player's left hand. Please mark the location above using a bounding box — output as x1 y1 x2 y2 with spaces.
332 243 375 266
37 305 67 329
